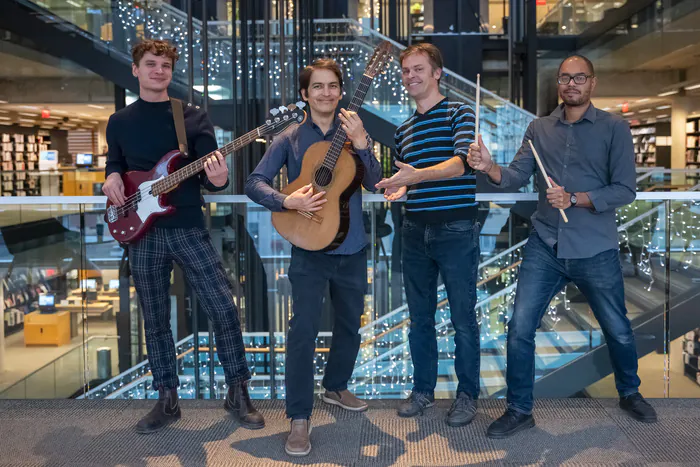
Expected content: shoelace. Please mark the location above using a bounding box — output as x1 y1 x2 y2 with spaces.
449 394 474 414
411 392 432 407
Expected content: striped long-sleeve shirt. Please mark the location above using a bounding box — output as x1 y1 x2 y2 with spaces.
394 98 477 223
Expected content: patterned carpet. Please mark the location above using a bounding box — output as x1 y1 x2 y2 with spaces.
1 398 699 466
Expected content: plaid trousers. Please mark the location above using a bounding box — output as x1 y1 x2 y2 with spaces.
130 227 251 390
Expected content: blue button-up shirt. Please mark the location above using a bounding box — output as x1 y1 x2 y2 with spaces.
245 114 383 255
492 103 636 259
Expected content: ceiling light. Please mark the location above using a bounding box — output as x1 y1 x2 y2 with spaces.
684 84 700 91
18 118 35 123
656 105 671 110
658 90 678 97
639 109 651 113
19 105 39 110
0 100 8 104
87 104 106 109
657 114 669 119
602 107 611 111
0 116 11 120
623 112 635 116
636 98 649 103
18 112 37 117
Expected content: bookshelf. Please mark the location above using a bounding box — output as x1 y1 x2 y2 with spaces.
1 131 49 196
686 116 700 167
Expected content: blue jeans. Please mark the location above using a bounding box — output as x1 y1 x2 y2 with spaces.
507 230 641 415
286 247 367 419
402 218 480 398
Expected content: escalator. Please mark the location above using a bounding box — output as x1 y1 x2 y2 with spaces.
349 199 700 398
0 0 533 162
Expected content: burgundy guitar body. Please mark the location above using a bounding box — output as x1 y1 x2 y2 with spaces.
105 150 183 244
104 102 308 245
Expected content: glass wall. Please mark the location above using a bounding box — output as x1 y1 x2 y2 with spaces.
1 192 699 401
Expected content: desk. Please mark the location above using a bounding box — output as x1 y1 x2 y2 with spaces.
56 302 113 319
24 311 71 346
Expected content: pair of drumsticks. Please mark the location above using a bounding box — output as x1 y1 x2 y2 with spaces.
474 75 568 223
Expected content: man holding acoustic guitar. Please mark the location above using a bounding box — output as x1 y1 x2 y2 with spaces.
103 40 264 434
246 58 383 456
377 43 481 427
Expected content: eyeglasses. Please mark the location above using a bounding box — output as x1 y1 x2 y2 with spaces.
557 74 593 85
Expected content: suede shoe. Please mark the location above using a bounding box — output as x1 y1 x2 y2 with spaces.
446 392 477 427
620 392 657 423
397 391 434 418
322 389 369 412
486 409 535 439
285 419 312 457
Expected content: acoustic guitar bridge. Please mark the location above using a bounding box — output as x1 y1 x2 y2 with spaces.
297 210 323 224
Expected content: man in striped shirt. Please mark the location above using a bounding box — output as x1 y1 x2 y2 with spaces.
376 43 480 427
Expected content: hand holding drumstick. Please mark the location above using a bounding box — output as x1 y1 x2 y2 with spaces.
528 140 569 223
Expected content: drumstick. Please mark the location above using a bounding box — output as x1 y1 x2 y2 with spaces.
528 140 569 223
475 74 480 140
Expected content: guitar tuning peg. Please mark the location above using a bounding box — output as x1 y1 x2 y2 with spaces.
296 101 306 109
270 108 280 116
279 106 288 113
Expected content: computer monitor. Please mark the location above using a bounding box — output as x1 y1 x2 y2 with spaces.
109 279 119 290
38 293 56 313
39 150 58 171
76 153 93 167
80 279 97 290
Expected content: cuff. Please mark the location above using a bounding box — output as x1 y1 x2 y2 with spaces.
586 190 607 213
205 177 230 192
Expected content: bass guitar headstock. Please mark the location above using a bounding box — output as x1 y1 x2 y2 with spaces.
262 102 307 137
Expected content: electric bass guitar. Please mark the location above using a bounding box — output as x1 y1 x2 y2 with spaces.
105 102 307 244
271 41 392 251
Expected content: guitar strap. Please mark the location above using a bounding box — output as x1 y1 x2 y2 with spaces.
170 97 189 158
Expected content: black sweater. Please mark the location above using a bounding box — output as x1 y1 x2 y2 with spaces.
105 98 228 229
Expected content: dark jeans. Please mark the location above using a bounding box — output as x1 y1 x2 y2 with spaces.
402 218 481 398
286 246 367 419
507 230 641 415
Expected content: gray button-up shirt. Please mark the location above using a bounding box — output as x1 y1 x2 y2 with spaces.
492 103 636 259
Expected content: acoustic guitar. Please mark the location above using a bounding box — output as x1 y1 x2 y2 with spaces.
271 41 392 251
105 102 307 244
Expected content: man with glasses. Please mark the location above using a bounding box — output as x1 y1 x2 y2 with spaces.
467 55 657 439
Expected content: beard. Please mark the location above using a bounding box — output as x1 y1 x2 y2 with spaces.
561 89 589 106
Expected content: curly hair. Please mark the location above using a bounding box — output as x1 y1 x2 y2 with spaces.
131 39 179 67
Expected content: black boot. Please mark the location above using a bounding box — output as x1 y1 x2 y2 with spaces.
135 387 181 434
224 381 265 429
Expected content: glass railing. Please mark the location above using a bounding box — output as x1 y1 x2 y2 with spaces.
16 0 535 171
2 193 699 401
577 0 700 61
636 169 700 193
537 0 629 35
0 335 118 399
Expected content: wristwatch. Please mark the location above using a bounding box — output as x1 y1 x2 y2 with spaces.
569 193 578 206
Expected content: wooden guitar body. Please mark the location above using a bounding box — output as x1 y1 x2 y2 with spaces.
271 141 364 251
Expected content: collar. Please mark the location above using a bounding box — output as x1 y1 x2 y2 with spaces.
550 102 597 124
305 111 338 135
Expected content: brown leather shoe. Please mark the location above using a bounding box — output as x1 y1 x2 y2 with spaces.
224 381 265 429
322 389 368 412
285 419 312 457
135 387 181 434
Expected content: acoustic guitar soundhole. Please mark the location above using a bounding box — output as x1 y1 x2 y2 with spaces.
314 166 333 187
